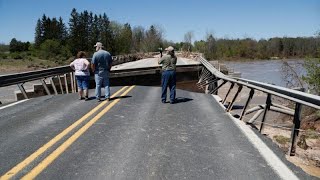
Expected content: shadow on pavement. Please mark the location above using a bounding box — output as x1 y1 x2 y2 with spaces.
223 104 244 110
85 95 132 101
110 95 132 100
173 97 193 104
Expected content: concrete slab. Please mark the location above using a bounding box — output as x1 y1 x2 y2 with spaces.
112 57 200 71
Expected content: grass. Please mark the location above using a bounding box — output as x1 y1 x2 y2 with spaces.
0 58 69 73
305 129 320 139
273 135 290 145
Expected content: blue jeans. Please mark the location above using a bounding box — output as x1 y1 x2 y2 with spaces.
161 70 176 102
94 71 110 99
76 75 90 90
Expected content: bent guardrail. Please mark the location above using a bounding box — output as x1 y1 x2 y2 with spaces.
197 56 320 156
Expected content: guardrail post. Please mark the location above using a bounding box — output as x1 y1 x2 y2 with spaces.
248 109 264 124
288 102 302 156
240 89 255 120
70 72 75 93
198 67 209 84
222 83 234 104
50 77 58 95
209 80 227 94
58 75 64 94
73 72 77 92
64 74 69 94
227 85 243 112
260 93 271 133
213 76 219 95
17 83 28 99
40 79 51 95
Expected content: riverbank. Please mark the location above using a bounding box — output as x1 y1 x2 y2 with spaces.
217 82 320 178
214 56 308 61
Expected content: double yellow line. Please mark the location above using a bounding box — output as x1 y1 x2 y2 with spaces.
1 85 135 180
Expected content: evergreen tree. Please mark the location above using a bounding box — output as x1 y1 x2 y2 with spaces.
68 8 81 54
58 17 68 44
119 23 132 54
34 19 43 48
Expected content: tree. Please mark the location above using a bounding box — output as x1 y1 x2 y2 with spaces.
183 31 194 52
142 25 163 52
34 19 43 48
57 17 68 44
68 8 81 54
194 40 206 53
132 26 145 52
9 38 29 52
303 58 320 95
119 23 132 54
205 33 217 60
100 13 113 53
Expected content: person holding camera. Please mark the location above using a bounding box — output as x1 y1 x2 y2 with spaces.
158 46 177 104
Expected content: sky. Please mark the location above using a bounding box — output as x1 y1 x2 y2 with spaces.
0 0 319 44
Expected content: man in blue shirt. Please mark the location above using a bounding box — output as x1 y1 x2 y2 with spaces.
91 42 113 101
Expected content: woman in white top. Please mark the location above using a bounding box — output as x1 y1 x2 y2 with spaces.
70 51 90 100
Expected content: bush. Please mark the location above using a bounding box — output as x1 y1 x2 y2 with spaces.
39 39 61 59
0 52 8 59
10 52 23 59
273 135 290 145
39 40 72 61
303 58 320 95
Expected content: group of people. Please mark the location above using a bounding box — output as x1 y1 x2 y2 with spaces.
70 42 112 101
70 42 177 104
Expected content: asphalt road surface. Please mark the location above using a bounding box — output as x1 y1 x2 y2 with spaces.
0 86 316 179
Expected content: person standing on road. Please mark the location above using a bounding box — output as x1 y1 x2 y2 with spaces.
70 51 90 100
91 42 113 101
158 46 177 104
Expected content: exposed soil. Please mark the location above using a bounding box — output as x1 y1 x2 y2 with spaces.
217 84 320 178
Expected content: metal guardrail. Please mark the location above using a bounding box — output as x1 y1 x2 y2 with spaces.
0 62 201 101
0 65 76 100
0 66 72 87
197 56 320 156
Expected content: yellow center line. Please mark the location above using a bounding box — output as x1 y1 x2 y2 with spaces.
22 85 135 180
0 86 129 180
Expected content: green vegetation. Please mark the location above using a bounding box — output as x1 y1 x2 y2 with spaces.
305 129 320 139
1 8 320 71
193 36 320 60
303 58 320 95
273 135 290 145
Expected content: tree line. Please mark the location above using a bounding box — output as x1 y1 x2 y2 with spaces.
192 34 320 60
33 8 168 57
2 8 320 62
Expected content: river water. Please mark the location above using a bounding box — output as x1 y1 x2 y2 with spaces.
223 59 306 87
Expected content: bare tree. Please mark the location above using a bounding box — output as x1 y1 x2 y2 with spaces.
184 31 194 52
280 60 305 89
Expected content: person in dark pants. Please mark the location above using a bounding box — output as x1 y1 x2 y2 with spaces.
158 46 177 104
91 42 113 101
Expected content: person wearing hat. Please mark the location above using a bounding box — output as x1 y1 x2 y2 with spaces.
91 42 113 101
158 46 177 104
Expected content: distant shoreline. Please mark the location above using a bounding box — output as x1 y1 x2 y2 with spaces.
0 57 309 76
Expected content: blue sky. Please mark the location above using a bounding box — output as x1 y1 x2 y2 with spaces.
0 0 319 44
